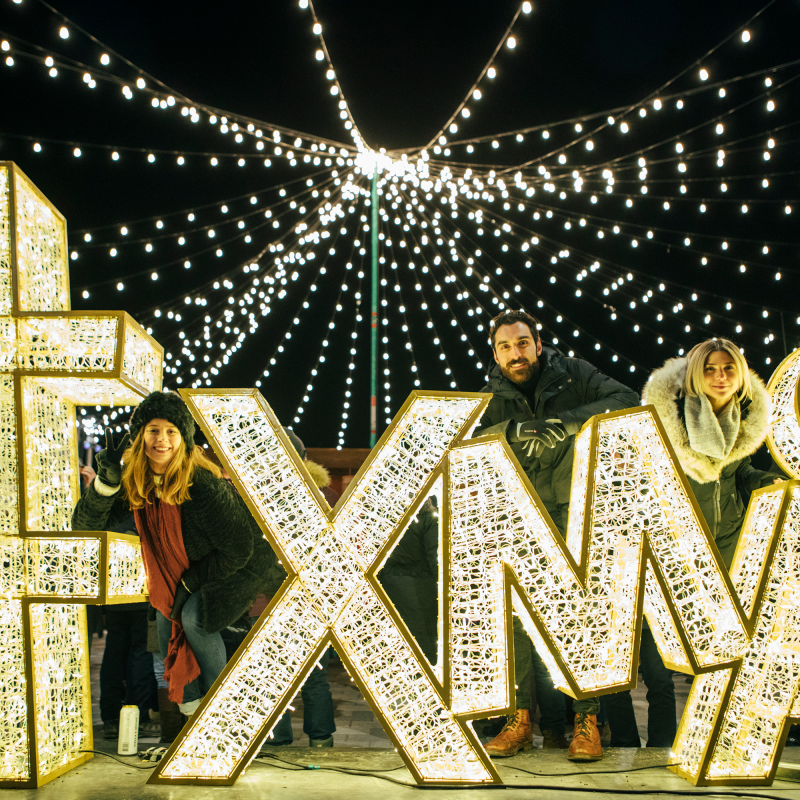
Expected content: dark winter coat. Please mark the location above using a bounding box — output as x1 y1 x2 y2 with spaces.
380 498 440 664
475 345 639 534
72 466 278 633
642 357 777 568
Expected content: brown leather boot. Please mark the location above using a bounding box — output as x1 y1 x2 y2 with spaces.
567 712 602 761
158 688 186 744
541 729 569 749
485 710 533 757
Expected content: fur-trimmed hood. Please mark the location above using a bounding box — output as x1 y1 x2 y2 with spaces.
304 459 331 489
641 357 771 484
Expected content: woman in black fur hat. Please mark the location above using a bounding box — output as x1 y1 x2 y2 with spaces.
72 391 277 716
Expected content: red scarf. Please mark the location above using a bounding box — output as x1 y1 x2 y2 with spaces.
135 500 201 703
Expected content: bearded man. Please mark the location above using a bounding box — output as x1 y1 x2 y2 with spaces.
475 309 638 762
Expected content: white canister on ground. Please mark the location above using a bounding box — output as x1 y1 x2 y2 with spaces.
118 705 139 755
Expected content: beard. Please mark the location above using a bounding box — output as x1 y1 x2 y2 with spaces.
500 358 538 385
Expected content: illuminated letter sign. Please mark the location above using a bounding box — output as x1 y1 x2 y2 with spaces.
150 389 500 786
3 158 800 789
449 407 800 786
0 162 161 788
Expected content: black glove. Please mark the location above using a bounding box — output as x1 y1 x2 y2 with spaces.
169 565 202 621
170 583 191 621
94 430 130 487
508 418 566 458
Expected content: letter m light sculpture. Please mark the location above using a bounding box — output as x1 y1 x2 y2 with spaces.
449 405 800 786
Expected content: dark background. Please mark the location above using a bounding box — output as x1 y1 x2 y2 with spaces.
1 0 798 447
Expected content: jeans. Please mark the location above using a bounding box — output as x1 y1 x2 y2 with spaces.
156 593 227 704
152 652 168 690
605 626 676 747
100 605 157 722
271 650 336 744
513 616 599 734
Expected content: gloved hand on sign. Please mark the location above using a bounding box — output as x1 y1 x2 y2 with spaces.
508 418 567 458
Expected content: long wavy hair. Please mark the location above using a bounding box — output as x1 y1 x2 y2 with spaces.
121 428 222 509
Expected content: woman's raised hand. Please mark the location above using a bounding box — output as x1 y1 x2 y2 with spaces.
94 430 131 487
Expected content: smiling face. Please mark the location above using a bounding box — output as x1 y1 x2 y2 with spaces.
143 418 183 474
493 322 543 384
702 350 740 412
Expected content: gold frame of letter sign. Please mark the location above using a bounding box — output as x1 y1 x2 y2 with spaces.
0 162 161 788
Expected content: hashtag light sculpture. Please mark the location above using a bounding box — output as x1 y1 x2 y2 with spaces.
0 162 161 788
149 388 499 786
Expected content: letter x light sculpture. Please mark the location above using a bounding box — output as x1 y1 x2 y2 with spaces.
150 388 499 786
0 162 162 788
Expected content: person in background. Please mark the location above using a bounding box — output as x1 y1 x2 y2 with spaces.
72 391 277 718
475 309 639 762
604 338 785 749
258 428 337 749
78 462 104 654
379 496 439 665
96 511 160 741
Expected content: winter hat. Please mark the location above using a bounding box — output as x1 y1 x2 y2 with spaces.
282 426 306 461
128 391 196 454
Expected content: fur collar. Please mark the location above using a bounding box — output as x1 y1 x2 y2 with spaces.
641 357 771 484
304 459 331 489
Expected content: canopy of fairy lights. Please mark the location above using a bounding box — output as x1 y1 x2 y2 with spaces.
0 0 798 448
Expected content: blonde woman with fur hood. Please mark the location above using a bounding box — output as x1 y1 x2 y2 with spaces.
642 338 784 569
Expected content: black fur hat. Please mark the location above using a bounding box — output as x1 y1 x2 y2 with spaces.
128 391 196 454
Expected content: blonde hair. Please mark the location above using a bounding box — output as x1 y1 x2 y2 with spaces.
121 428 222 509
683 338 752 403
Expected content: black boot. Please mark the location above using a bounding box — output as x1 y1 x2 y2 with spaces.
158 688 185 744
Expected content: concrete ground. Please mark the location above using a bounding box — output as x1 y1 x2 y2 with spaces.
14 631 800 799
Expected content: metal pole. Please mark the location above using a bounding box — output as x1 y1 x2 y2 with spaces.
370 170 379 447
781 311 788 357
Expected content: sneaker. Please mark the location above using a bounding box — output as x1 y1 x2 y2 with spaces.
139 719 161 739
138 746 168 762
541 729 569 749
103 720 119 741
178 698 202 716
485 710 533 757
567 713 603 761
309 736 333 748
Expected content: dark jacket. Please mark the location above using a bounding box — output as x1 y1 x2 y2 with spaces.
642 357 776 568
475 345 639 534
379 498 440 664
72 467 278 633
382 498 439 579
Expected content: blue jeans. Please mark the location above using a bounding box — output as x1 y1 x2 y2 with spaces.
271 650 336 744
605 626 676 747
156 593 227 704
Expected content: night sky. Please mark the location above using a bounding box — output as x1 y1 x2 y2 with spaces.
1 0 798 448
